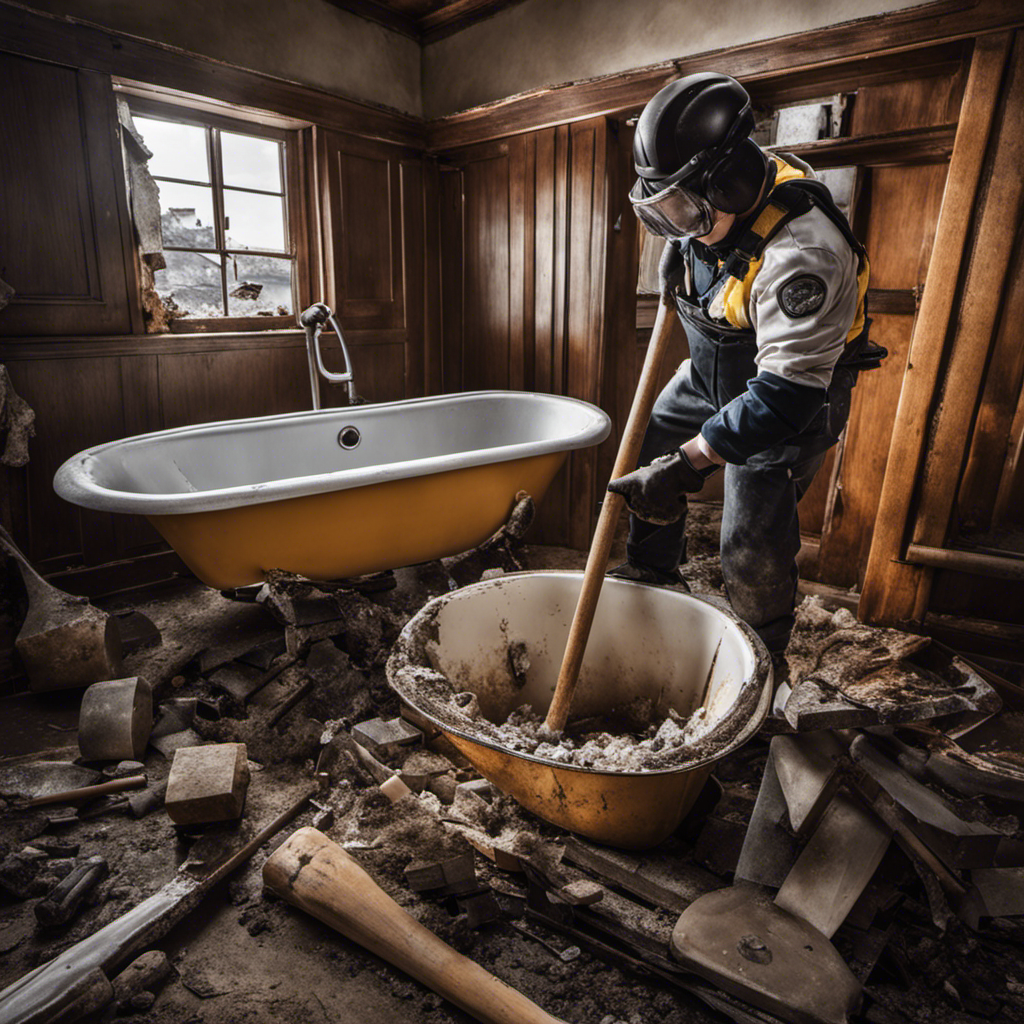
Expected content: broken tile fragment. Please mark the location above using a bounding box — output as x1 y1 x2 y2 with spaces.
165 743 250 825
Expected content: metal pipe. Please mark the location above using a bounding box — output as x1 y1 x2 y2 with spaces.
905 543 1024 580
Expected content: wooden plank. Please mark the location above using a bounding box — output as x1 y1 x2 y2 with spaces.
463 152 511 390
959 221 1024 532
0 2 423 149
438 166 464 392
533 128 556 396
508 134 527 391
422 157 443 396
909 33 1024 568
847 57 970 134
565 118 608 549
859 32 1013 624
563 837 718 914
401 157 425 398
424 0 1024 151
597 120 640 508
770 123 957 169
817 165 948 588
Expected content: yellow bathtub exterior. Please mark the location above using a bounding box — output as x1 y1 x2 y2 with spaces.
147 451 565 590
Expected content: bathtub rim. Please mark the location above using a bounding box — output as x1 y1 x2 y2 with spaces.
53 390 611 516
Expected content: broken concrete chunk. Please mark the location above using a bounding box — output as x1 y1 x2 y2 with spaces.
772 731 845 837
352 717 422 757
774 792 891 939
78 677 152 762
165 743 250 825
0 850 43 900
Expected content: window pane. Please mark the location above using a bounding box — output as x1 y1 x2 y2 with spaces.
132 116 209 183
226 254 293 316
155 252 224 317
221 131 282 192
158 182 217 248
224 189 286 252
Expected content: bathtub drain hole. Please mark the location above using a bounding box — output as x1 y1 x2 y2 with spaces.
338 426 361 450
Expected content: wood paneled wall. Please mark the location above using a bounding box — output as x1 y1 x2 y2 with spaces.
435 117 637 549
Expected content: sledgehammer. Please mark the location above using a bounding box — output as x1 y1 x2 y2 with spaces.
263 827 567 1024
0 525 122 690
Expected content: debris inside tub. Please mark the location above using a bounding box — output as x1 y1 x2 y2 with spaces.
478 697 717 771
5 499 1024 1024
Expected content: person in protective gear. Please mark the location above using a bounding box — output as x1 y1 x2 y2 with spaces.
608 71 884 656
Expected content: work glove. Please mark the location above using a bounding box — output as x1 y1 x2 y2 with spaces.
659 239 686 302
608 448 719 526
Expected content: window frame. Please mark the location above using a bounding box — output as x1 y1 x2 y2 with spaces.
125 95 310 333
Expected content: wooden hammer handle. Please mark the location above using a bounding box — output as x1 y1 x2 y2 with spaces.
543 298 677 733
263 828 566 1024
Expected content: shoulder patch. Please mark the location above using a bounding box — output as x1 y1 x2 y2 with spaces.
779 273 827 318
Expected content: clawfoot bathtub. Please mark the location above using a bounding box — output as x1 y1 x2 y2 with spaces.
54 391 610 590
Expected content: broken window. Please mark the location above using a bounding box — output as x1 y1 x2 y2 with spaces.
121 98 298 329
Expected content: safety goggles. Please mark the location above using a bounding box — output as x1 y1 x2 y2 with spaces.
629 176 715 239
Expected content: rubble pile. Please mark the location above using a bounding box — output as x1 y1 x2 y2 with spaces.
1 495 1024 1024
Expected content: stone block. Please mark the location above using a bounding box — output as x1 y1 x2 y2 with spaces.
165 743 250 825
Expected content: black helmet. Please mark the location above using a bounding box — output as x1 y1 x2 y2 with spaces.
632 72 767 223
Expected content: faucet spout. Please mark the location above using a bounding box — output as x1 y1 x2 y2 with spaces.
299 302 358 408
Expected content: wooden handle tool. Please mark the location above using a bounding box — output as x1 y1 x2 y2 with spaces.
262 827 567 1024
543 298 677 733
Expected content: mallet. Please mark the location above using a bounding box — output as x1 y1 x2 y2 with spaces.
263 827 567 1024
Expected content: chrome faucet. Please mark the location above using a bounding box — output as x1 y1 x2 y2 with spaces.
299 302 357 408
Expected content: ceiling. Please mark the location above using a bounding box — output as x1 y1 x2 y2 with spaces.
327 0 526 42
